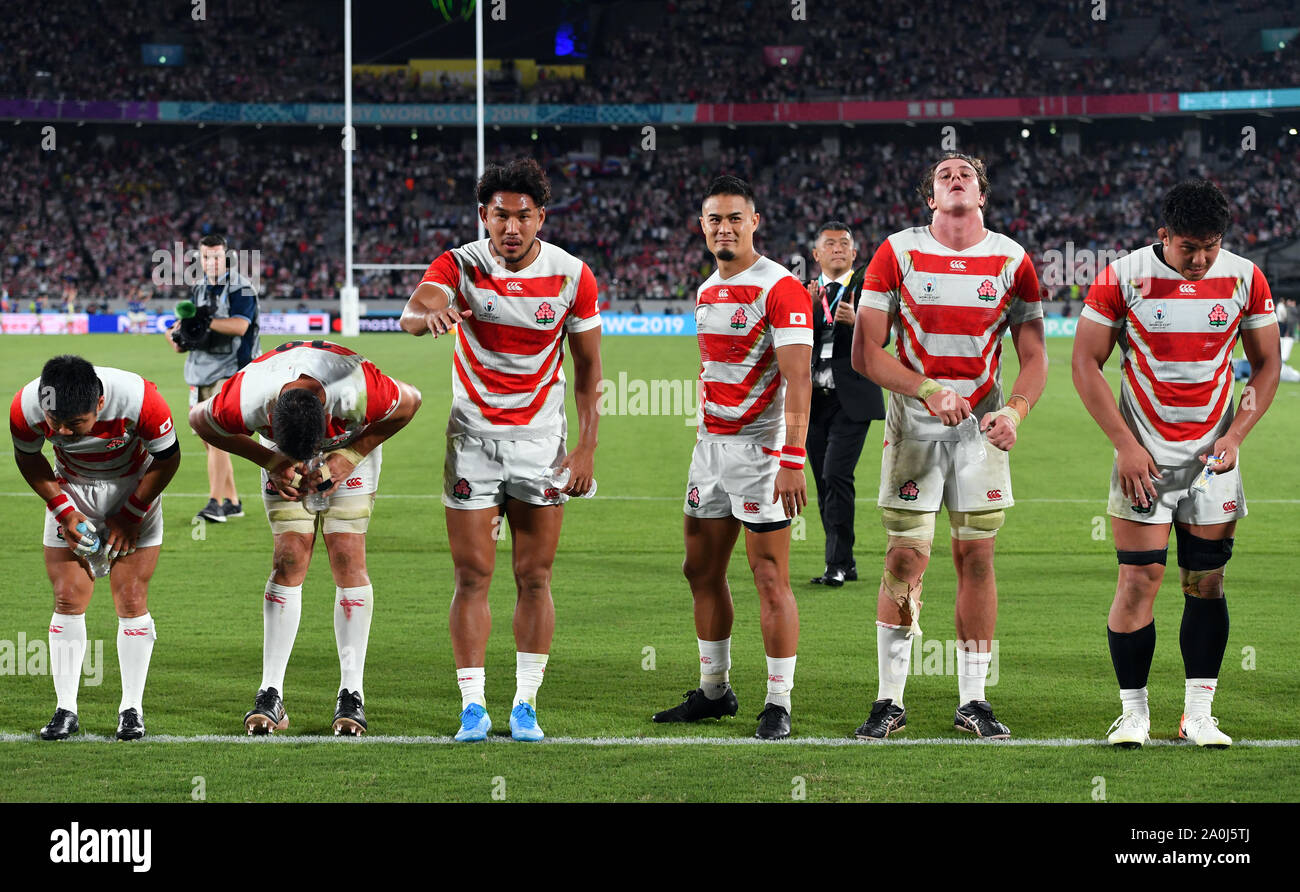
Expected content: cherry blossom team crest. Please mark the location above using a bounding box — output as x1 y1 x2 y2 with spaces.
535 302 556 325
729 307 747 329
687 485 701 508
452 478 471 500
1207 304 1229 327
898 480 920 501
976 279 998 301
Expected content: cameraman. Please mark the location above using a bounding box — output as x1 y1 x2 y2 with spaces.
168 234 260 523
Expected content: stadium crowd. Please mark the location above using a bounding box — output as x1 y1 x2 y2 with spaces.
2 0 1298 106
2 123 1296 310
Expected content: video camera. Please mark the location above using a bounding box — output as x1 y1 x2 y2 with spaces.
170 300 214 352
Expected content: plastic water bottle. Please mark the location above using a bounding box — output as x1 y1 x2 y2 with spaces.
75 522 112 579
955 416 987 465
545 466 597 501
303 454 332 514
1191 453 1224 493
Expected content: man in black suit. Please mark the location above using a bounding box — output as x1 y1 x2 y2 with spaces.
807 222 886 586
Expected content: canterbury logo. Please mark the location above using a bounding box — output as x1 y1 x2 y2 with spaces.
122 628 150 637
718 288 729 297
49 625 63 633
1222 501 1237 512
339 598 367 619
1179 283 1196 294
345 477 363 488
700 656 713 664
506 281 523 293
949 259 967 270
768 675 784 683
986 489 1003 500
265 593 286 604
742 501 759 513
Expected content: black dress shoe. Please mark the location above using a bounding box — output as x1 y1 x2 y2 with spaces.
810 568 847 587
40 708 79 740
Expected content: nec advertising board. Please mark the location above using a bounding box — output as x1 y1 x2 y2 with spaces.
78 312 330 335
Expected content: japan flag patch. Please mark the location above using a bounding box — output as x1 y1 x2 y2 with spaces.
789 312 807 325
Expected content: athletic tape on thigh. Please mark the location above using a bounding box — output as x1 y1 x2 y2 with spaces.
1175 527 1234 571
881 507 935 556
1116 548 1168 566
322 493 375 535
948 509 1004 540
266 501 315 535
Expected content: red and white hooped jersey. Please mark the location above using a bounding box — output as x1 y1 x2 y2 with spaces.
203 340 401 449
10 366 177 480
859 226 1042 441
418 238 601 440
694 255 813 445
1082 244 1276 467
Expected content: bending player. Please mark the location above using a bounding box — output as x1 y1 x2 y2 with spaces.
401 158 602 743
11 355 180 740
190 340 421 736
651 175 812 740
850 153 1047 740
1073 179 1280 748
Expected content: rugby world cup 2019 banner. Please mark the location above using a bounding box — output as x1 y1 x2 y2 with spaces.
596 314 1079 336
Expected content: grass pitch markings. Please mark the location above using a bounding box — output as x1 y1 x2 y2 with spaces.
2 732 1298 747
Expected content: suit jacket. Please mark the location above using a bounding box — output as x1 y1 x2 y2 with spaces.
812 265 886 423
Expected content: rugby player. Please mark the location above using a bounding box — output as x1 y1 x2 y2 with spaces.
190 340 421 736
850 153 1048 740
650 175 812 740
400 158 602 743
11 355 180 740
1073 179 1280 748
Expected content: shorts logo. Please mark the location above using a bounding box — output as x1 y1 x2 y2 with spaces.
345 477 363 488
1222 500 1237 512
506 281 523 293
742 501 760 514
949 260 966 271
535 302 556 325
452 478 472 500
543 486 561 500
55 527 65 541
687 486 701 509
1208 303 1229 327
264 480 278 495
1180 282 1196 294
1131 501 1153 515
105 438 126 450
899 480 919 501
986 489 1002 500
729 307 747 329
976 279 998 301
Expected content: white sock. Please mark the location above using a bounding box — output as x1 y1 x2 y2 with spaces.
1184 678 1218 718
514 652 549 707
49 613 87 713
1120 686 1149 717
457 667 486 710
334 584 373 701
956 647 992 706
876 623 911 706
116 613 156 713
698 637 731 699
765 654 796 711
261 579 302 694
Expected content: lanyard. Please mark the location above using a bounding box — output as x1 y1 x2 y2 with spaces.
820 280 844 323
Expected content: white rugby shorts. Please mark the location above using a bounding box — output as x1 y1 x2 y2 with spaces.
877 437 1014 513
43 474 164 549
1106 454 1246 525
683 439 789 525
443 434 567 509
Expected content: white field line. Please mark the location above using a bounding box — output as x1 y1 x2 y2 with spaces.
1 732 1297 747
2 493 1297 505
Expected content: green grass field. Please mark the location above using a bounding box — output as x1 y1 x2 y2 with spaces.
0 332 1296 802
